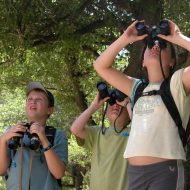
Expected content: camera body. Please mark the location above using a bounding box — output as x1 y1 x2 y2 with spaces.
135 20 170 49
8 123 40 150
97 82 127 105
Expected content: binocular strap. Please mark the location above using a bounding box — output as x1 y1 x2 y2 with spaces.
19 140 34 190
28 150 34 190
19 140 23 190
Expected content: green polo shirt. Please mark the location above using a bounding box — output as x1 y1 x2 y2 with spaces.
80 125 129 190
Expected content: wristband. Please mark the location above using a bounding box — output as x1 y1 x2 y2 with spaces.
42 143 52 152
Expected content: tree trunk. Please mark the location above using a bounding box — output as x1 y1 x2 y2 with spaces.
125 0 163 77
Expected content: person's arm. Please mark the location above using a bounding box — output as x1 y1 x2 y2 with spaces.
158 20 190 52
41 135 67 179
158 20 190 95
70 94 107 139
0 124 26 175
116 97 132 119
0 136 10 175
30 123 66 179
182 66 190 95
93 20 147 97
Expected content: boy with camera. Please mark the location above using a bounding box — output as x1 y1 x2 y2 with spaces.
70 89 131 190
0 82 68 190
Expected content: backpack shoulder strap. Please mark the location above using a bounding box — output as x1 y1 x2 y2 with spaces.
160 77 187 147
133 78 149 109
185 118 190 144
45 126 62 188
45 126 56 145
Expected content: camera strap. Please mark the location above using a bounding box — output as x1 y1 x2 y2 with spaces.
101 102 108 135
113 107 127 134
19 139 23 190
19 139 34 190
28 150 34 190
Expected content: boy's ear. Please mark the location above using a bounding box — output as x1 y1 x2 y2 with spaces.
48 107 54 116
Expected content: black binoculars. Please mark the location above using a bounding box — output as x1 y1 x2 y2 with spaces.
135 19 170 49
8 122 40 150
97 82 127 105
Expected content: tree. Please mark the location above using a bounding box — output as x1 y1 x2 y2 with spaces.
0 0 190 189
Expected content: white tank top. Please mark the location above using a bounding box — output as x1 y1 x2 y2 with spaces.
124 69 190 160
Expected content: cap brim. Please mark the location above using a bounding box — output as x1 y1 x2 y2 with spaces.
26 82 47 95
26 82 54 107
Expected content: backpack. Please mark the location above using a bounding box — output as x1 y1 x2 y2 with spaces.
132 77 190 148
6 126 62 188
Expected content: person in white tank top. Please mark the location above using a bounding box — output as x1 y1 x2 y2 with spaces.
93 19 190 190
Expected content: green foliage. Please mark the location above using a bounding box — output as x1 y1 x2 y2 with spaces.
0 178 6 190
69 135 91 167
0 0 190 189
67 136 91 189
163 0 190 35
0 88 26 130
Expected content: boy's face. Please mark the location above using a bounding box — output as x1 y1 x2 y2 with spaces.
106 103 130 125
25 90 53 121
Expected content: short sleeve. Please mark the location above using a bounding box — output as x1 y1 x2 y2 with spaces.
53 129 68 165
83 126 100 150
130 79 141 106
170 69 190 129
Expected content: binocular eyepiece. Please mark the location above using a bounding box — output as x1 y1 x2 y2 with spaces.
8 123 40 150
97 82 127 105
135 19 170 49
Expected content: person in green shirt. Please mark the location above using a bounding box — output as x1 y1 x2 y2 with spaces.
71 92 131 190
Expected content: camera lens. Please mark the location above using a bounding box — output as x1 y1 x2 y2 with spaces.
115 89 127 102
8 137 20 150
97 82 107 91
159 20 168 28
30 136 40 150
135 22 147 36
136 22 144 30
159 20 170 35
108 90 116 105
97 82 109 99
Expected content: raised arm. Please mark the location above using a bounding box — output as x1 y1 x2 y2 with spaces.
0 124 26 175
93 20 147 97
0 136 10 176
158 20 190 95
70 94 107 139
158 20 190 52
116 97 132 120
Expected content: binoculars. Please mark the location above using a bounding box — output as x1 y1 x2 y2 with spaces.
135 19 170 49
8 123 40 150
97 82 127 105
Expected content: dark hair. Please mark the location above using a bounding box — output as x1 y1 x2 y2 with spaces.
169 42 177 74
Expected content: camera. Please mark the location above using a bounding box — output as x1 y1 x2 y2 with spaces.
97 82 127 105
8 122 40 150
135 19 170 49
